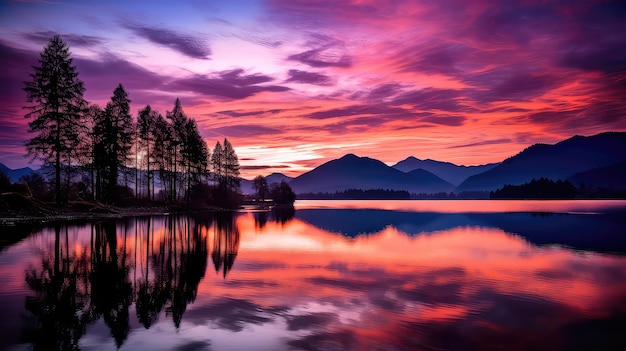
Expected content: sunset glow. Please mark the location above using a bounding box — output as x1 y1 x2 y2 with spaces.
1 0 625 177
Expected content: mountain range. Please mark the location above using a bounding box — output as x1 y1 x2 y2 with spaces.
0 163 35 183
2 132 625 195
456 132 626 192
280 131 626 195
288 154 454 194
392 157 498 186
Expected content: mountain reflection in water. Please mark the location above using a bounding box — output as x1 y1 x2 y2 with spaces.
0 201 625 351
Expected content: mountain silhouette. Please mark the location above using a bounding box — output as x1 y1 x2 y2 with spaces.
568 161 626 190
240 172 293 195
0 162 35 183
266 172 293 185
456 132 626 192
289 153 454 194
393 156 499 186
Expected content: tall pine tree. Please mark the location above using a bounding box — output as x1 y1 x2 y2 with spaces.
23 35 87 205
166 98 187 201
94 84 134 203
211 141 224 187
137 105 159 200
223 138 240 192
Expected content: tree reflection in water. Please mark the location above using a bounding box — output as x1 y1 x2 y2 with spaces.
23 223 94 351
22 212 238 349
212 213 240 278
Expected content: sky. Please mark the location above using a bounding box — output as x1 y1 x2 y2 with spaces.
0 0 625 178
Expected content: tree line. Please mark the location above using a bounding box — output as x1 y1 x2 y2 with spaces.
490 178 577 199
22 35 241 206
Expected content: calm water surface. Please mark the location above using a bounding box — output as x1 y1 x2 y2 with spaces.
1 200 625 351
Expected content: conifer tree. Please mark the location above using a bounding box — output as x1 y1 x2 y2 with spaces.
152 114 175 202
166 98 188 201
94 84 134 202
222 138 240 192
23 35 87 205
211 141 224 187
137 105 159 200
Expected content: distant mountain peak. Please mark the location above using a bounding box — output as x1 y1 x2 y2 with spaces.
392 156 499 186
457 131 626 192
340 153 359 160
289 153 454 194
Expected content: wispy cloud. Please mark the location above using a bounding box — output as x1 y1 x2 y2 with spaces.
22 31 105 47
449 139 512 149
285 69 333 86
167 69 289 100
124 22 211 59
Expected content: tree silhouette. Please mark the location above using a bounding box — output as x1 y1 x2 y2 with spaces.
253 210 269 229
270 180 296 204
23 35 87 205
20 35 244 208
18 172 48 199
19 214 217 348
0 170 12 192
211 141 224 188
181 118 210 205
151 113 175 202
90 221 132 347
93 85 135 203
137 105 160 200
211 213 240 278
23 224 94 350
169 218 208 328
223 138 241 192
490 178 578 199
253 175 269 201
165 98 188 201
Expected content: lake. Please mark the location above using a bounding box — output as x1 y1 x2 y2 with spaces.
1 200 626 350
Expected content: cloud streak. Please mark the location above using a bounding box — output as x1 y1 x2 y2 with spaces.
124 23 211 59
168 69 289 100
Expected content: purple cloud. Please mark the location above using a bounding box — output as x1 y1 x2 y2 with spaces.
168 69 290 100
285 69 333 86
74 53 167 98
560 41 626 74
464 68 562 103
124 23 211 59
304 105 414 120
466 3 558 46
288 48 352 68
301 104 466 129
22 31 105 47
0 41 37 103
419 114 467 127
216 109 283 117
391 88 474 113
394 42 474 75
212 124 283 138
366 83 405 101
449 138 512 149
241 165 291 170
287 34 352 68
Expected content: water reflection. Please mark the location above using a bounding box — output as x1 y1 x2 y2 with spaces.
294 208 626 253
0 202 625 350
23 223 93 351
253 206 296 229
212 213 239 278
18 213 237 349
